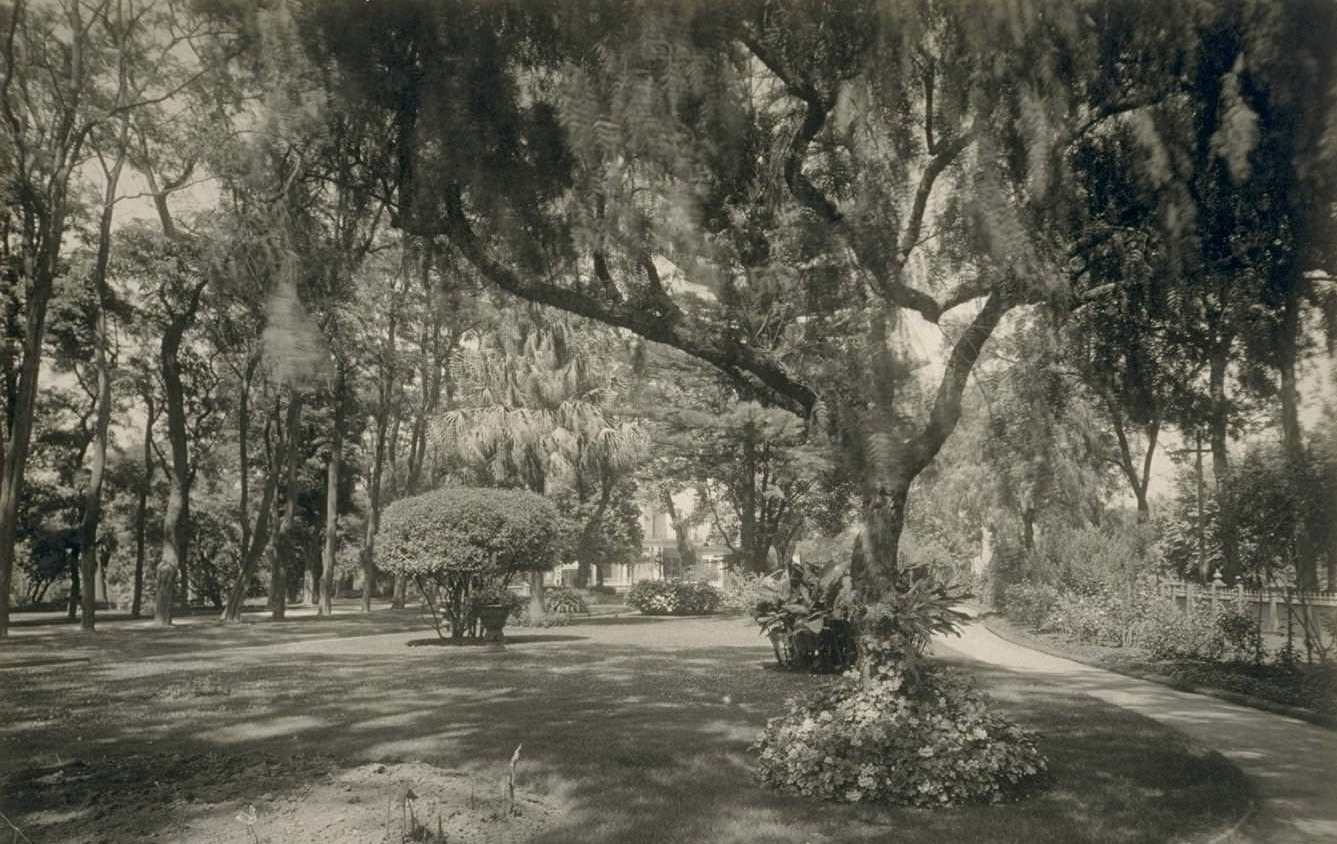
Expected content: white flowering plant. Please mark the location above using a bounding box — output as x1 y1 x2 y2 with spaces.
753 665 1048 806
626 578 723 615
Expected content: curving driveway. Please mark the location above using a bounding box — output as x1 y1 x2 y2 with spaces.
935 619 1337 844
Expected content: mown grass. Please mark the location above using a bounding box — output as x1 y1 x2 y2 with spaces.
0 613 1251 843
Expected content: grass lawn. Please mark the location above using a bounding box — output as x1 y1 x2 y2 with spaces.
0 610 1251 843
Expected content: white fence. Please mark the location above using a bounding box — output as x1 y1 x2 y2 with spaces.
1158 579 1337 634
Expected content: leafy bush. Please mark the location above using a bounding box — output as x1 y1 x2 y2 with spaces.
1137 599 1220 660
1164 660 1337 715
378 486 561 638
546 586 590 621
719 569 770 612
1036 519 1159 595
1045 590 1124 646
1002 582 1062 630
754 666 1047 806
857 567 971 680
1216 606 1265 664
753 560 859 673
379 486 561 578
626 578 722 615
1044 582 1153 648
470 584 526 618
1139 599 1264 664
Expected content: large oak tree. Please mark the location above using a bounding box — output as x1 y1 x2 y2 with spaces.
299 0 1295 596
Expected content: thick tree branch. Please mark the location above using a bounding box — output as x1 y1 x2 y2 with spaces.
902 289 1013 479
1065 92 1166 146
440 188 817 416
739 31 964 324
896 133 971 267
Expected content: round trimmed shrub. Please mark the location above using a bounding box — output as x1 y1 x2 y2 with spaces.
378 486 561 638
754 667 1048 806
626 578 722 615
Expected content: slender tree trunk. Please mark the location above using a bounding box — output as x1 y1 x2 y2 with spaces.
385 414 403 501
74 141 128 632
97 544 110 604
223 469 279 621
0 269 57 638
739 434 761 573
1021 507 1037 552
660 488 696 578
361 409 389 613
1207 342 1240 584
223 395 281 622
77 326 112 631
155 484 185 626
574 483 613 588
1106 395 1159 521
319 379 343 616
234 359 256 608
0 149 75 638
1278 281 1318 590
132 389 156 618
272 392 303 621
67 560 81 622
360 286 400 612
155 287 204 625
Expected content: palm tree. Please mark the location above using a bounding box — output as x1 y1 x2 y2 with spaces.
439 306 647 612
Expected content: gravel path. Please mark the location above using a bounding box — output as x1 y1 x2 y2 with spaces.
935 618 1337 844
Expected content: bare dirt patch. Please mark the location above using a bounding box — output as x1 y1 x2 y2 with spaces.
3 754 563 844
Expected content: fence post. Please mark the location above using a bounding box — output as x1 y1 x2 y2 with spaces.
1269 594 1280 634
1186 581 1195 613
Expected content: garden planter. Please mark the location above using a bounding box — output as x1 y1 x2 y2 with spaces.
475 604 510 647
769 626 857 673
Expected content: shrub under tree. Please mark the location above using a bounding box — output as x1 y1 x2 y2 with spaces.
753 568 1048 806
378 486 561 638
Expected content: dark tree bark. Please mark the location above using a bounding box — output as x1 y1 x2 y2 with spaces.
271 392 303 620
1107 398 1160 521
1207 341 1241 584
1277 279 1319 590
223 394 281 622
153 275 208 625
318 376 344 616
132 385 157 618
359 409 387 611
659 487 697 579
74 127 130 632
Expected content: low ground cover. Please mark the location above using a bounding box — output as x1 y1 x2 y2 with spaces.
0 611 1249 843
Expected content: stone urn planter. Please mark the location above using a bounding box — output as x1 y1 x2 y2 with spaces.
475 604 510 647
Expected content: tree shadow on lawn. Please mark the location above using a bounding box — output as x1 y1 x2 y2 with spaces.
406 634 589 647
0 607 434 666
0 632 1251 844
